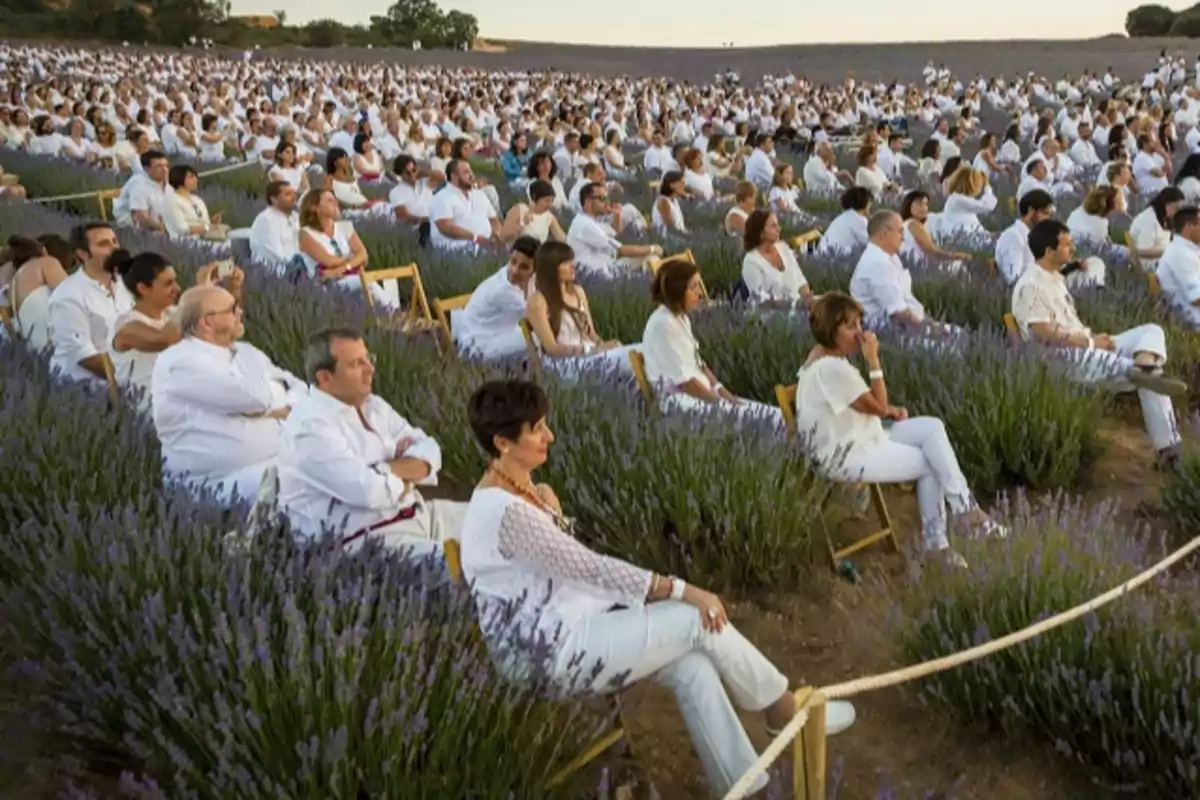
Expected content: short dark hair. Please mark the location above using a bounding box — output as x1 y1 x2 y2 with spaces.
68 221 113 259
304 326 365 384
1028 219 1069 260
511 235 539 259
579 181 603 206
393 154 416 175
743 209 773 251
140 150 167 169
660 170 684 196
809 292 863 348
109 249 171 297
1018 189 1054 218
468 379 550 458
1151 186 1186 227
840 186 872 212
1172 205 1200 234
266 180 291 204
899 190 928 221
529 179 556 203
651 258 699 312
168 164 196 189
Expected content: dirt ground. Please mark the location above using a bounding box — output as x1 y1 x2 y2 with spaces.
255 36 1196 86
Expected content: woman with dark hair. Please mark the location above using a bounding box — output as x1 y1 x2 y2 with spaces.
818 186 872 254
999 122 1022 164
351 132 383 182
652 170 688 234
4 235 66 350
524 241 636 371
164 164 226 241
297 188 397 309
109 251 223 404
795 293 1005 568
898 190 969 267
741 210 815 308
325 147 382 214
641 258 780 421
500 131 531 184
459 379 856 797
499 180 567 244
917 138 942 181
526 151 567 209
1174 153 1200 203
1129 185 1184 269
601 128 628 178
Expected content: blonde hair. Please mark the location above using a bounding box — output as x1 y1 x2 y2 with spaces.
771 163 792 189
1082 185 1118 216
946 166 987 198
734 181 757 203
856 144 877 167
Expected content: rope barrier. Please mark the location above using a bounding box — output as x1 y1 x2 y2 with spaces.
722 532 1200 799
27 159 260 205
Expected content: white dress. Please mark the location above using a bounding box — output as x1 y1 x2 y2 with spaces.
110 308 170 410
652 196 687 234
741 244 809 303
14 285 51 351
300 221 398 309
537 304 638 379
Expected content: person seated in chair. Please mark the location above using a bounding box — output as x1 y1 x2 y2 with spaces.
795 293 1006 569
1157 205 1200 328
455 236 539 360
1013 219 1186 466
459 379 856 798
278 327 465 561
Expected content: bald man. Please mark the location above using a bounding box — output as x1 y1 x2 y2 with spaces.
150 283 307 505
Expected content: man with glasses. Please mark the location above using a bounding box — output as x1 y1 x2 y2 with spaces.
566 182 661 276
276 327 465 568
387 154 432 227
454 236 539 360
151 283 307 505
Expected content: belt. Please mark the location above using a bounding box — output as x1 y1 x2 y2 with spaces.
341 502 420 546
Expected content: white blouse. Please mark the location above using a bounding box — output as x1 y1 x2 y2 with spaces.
819 210 869 254
768 185 801 215
652 196 687 234
684 168 714 200
1065 207 1110 244
939 189 997 237
1129 207 1172 260
164 191 213 238
855 166 890 197
724 206 748 236
741 243 809 302
110 307 172 407
641 305 709 391
795 356 888 465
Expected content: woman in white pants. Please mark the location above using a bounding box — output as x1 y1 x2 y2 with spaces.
642 257 783 426
459 380 856 797
795 293 1007 567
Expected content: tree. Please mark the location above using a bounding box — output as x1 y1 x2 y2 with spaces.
304 18 346 47
1125 3 1177 36
1169 6 1200 35
440 8 478 49
383 0 446 46
273 8 286 25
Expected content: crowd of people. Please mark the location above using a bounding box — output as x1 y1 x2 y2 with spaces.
2 40 1200 796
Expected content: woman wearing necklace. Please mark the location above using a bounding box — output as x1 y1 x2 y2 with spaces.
740 210 817 310
460 380 856 798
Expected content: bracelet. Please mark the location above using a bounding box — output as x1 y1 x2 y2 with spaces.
1085 336 1094 350
868 369 884 381
670 577 686 601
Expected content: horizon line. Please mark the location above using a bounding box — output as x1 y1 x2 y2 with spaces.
481 33 1139 52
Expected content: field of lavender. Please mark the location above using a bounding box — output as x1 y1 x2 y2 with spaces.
1 142 1200 796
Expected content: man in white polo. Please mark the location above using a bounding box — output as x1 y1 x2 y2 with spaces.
566 182 660 276
429 158 499 251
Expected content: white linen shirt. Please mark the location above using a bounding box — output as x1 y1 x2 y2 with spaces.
566 213 622 275
429 185 496 250
849 243 925 327
277 389 442 540
456 266 530 357
112 173 170 227
249 207 301 272
47 269 132 382
818 210 869 254
151 337 306 481
388 178 433 218
794 356 888 466
641 305 708 390
1011 263 1090 342
1156 236 1200 327
994 219 1034 285
741 243 809 302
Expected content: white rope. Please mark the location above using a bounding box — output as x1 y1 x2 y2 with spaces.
28 159 259 205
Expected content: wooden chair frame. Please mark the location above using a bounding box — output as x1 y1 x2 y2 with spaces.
100 352 120 410
789 229 823 253
518 318 543 380
1124 231 1144 271
442 538 630 787
95 188 121 222
645 249 710 299
1147 272 1162 297
0 304 12 336
628 349 656 407
358 264 433 331
432 292 472 355
775 383 899 569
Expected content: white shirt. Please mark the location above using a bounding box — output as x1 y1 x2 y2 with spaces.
112 173 170 227
388 178 432 219
939 189 997 237
795 356 888 465
1065 207 1110 245
249 207 301 272
745 148 774 188
163 191 212 238
849 243 925 326
430 185 496 250
994 219 1034 285
109 307 170 405
1157 236 1200 326
1133 150 1169 195
1068 138 1100 169
47 268 131 382
819 210 869 254
566 214 622 275
151 337 305 482
1129 207 1172 260
1011 263 1089 342
741 243 809 303
457 266 530 358
277 389 442 540
802 156 841 193
641 305 709 391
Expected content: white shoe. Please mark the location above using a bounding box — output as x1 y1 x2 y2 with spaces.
767 699 856 738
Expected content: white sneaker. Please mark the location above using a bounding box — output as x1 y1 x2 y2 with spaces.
767 699 857 738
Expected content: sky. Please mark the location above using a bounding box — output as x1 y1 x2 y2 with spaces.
231 0 1144 48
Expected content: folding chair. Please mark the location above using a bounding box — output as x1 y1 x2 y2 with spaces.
628 349 656 406
1001 312 1023 346
775 383 899 570
0 304 12 336
1147 272 1162 297
441 538 630 788
645 249 709 299
95 188 121 222
432 292 472 354
1124 231 1144 271
790 229 823 253
518 318 543 380
358 264 434 332
100 352 120 410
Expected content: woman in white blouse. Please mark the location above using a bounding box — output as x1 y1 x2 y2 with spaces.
1065 186 1120 247
163 165 227 241
500 180 567 245
601 129 628 178
705 133 743 178
917 139 942 182
269 142 311 195
87 123 120 170
998 123 1022 165
854 144 897 199
198 113 227 164
817 187 872 255
898 191 970 267
642 258 781 423
767 163 803 216
1129 186 1183 269
971 133 1009 182
741 210 816 308
679 147 715 201
26 115 61 157
1174 154 1200 203
297 189 396 309
59 118 89 161
652 171 689 235
460 379 856 797
5 234 71 350
526 152 568 210
938 166 998 239
326 147 386 216
724 181 757 237
351 133 384 182
795 293 1006 567
525 241 637 372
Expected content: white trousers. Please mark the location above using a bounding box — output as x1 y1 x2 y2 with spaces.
461 327 529 361
834 417 974 551
662 392 786 429
333 275 401 311
1065 323 1180 451
345 497 469 562
543 343 640 380
177 458 275 506
553 601 788 797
